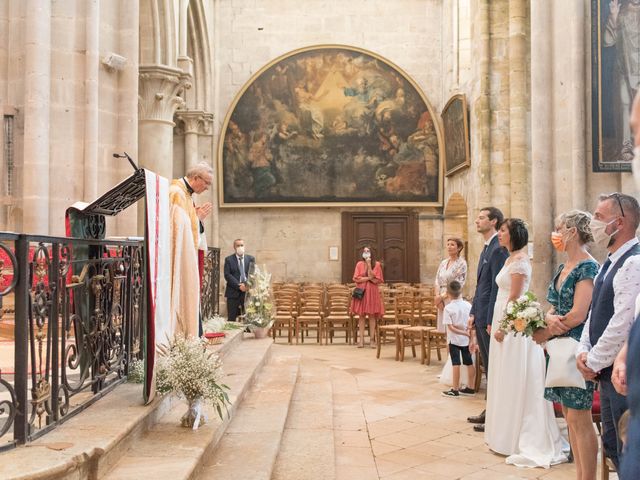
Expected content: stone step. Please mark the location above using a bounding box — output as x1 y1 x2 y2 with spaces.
195 349 301 480
102 334 273 480
0 329 247 480
271 356 336 480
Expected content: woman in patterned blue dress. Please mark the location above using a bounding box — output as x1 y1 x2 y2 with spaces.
533 210 599 480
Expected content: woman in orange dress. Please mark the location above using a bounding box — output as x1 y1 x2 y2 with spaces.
351 246 385 348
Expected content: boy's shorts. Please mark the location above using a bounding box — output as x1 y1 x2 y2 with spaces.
449 343 472 366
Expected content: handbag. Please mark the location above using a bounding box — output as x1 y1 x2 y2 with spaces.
352 287 365 299
544 337 586 389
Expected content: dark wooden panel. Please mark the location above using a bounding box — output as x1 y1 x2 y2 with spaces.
342 212 419 283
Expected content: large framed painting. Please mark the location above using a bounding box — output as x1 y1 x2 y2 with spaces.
218 45 443 207
441 94 470 176
591 0 640 172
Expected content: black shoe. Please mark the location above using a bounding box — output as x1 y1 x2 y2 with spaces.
467 410 486 424
441 388 459 397
459 387 476 396
473 424 485 433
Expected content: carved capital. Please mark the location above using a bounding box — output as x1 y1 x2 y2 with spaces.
138 65 192 123
174 110 214 136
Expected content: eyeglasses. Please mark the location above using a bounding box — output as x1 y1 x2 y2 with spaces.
606 192 625 218
199 176 212 187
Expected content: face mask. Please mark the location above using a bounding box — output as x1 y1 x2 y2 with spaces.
550 232 565 252
589 218 619 249
236 246 245 256
633 146 640 191
362 252 371 259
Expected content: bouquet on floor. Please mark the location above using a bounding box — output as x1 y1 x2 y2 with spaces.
243 265 274 330
499 291 546 337
156 335 230 428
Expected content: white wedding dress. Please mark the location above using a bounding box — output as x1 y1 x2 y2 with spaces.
484 256 568 468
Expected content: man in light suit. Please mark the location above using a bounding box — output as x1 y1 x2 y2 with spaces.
224 238 255 322
467 207 509 432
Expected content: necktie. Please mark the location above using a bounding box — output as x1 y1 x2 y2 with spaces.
592 257 612 304
239 256 246 283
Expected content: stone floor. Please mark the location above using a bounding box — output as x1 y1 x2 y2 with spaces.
276 340 614 480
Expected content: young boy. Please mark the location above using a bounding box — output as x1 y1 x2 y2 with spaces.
441 280 475 397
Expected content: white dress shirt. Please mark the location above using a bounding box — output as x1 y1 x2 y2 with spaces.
578 237 640 373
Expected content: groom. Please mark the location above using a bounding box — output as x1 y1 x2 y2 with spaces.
467 207 509 433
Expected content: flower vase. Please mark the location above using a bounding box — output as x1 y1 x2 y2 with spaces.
181 398 206 429
253 326 270 339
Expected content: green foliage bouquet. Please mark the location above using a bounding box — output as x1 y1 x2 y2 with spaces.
156 335 230 428
499 291 546 337
243 265 274 329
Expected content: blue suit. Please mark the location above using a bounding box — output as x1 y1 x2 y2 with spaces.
469 235 508 374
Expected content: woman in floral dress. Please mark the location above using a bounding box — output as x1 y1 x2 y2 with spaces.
434 238 468 332
533 210 598 480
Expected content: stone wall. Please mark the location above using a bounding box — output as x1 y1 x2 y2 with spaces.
0 0 139 236
212 0 445 283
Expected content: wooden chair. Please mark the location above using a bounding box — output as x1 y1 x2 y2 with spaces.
425 328 447 365
376 295 413 361
272 291 298 343
399 326 432 363
296 291 324 343
323 292 352 344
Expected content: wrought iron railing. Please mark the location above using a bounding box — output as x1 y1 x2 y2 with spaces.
200 247 221 319
0 232 144 451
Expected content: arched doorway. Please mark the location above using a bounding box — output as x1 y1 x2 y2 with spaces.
443 192 469 290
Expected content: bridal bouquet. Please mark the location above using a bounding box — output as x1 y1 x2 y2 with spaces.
243 265 274 330
499 291 546 337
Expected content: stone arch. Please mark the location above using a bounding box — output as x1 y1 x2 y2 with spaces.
185 0 212 111
443 192 468 260
139 0 178 67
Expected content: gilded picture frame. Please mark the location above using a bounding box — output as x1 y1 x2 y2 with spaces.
441 93 470 177
591 0 637 172
217 44 444 207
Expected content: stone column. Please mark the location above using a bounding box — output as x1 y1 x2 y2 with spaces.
531 0 554 295
23 0 51 234
475 0 492 208
508 0 529 220
84 0 99 202
116 0 140 235
174 110 218 245
175 110 208 172
138 65 191 179
570 0 586 209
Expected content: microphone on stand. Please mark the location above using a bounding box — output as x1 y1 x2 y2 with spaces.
113 152 139 172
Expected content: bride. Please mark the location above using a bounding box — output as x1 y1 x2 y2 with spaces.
485 218 568 468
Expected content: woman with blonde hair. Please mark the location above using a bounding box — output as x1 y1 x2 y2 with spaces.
533 210 598 480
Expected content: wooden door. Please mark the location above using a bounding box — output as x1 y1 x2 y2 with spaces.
341 212 419 283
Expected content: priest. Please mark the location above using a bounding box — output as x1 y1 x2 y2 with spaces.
169 161 213 338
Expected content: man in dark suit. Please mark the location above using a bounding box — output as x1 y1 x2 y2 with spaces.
224 238 255 322
467 206 509 432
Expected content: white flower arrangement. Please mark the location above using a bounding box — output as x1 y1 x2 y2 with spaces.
499 291 546 337
127 358 145 384
203 314 227 333
243 265 274 329
156 335 230 424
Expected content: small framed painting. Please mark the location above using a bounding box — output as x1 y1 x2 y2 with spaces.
441 93 470 177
